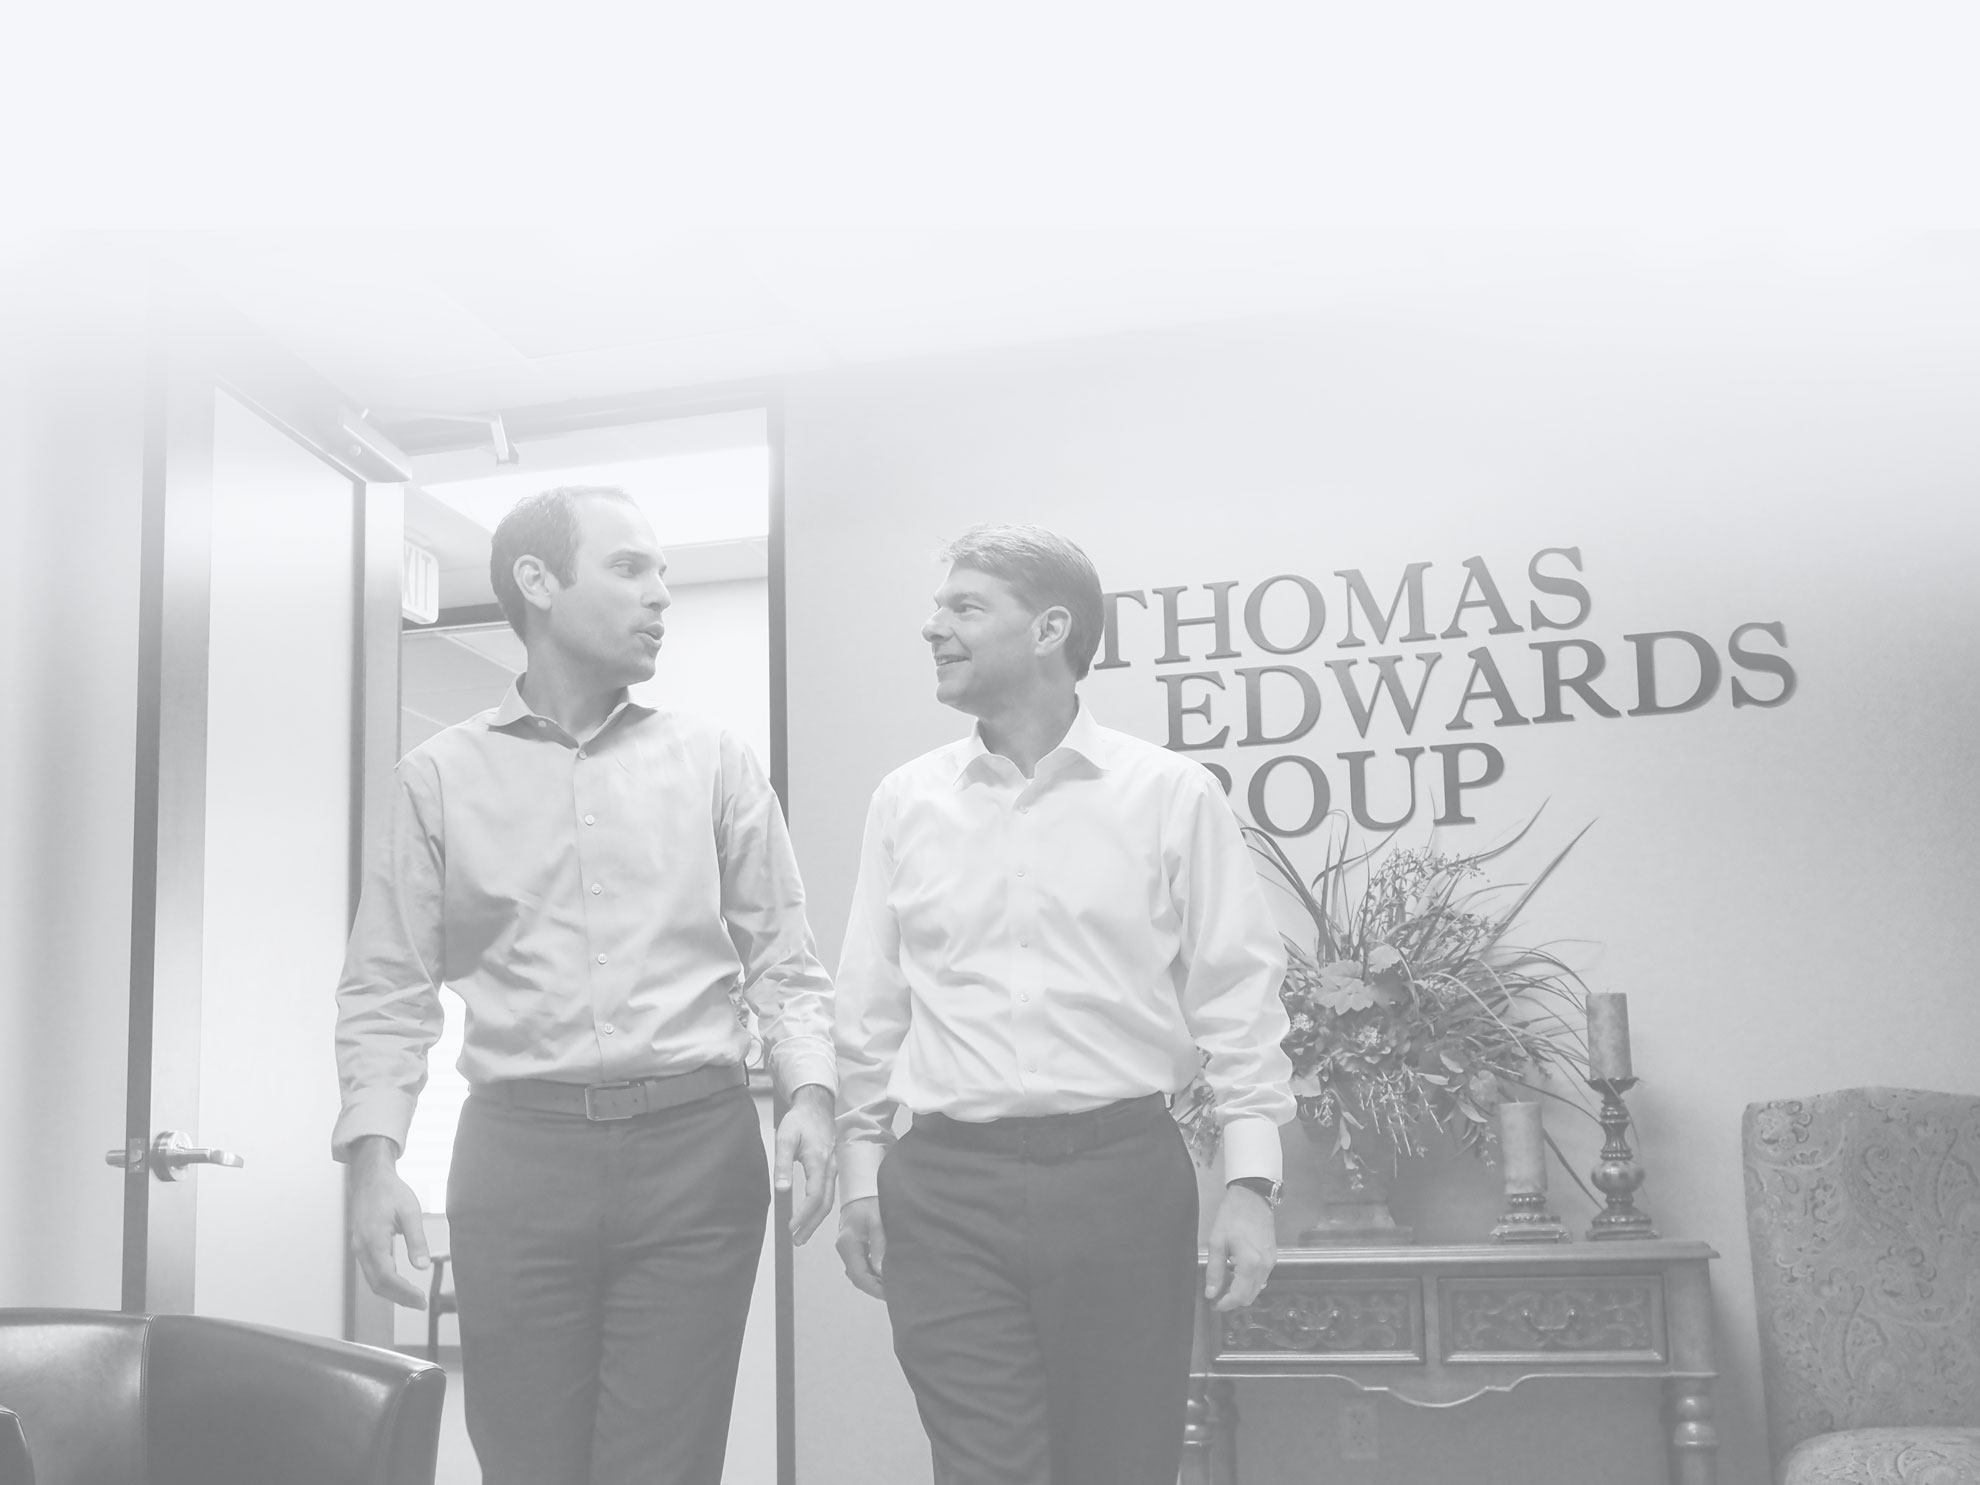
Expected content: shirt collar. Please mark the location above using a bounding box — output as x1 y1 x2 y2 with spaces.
1055 700 1110 769
952 699 1110 785
491 682 538 729
490 679 653 740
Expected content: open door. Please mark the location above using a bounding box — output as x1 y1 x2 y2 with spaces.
113 279 406 1334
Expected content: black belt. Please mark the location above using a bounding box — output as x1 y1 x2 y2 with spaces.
479 1063 748 1122
912 1093 1169 1159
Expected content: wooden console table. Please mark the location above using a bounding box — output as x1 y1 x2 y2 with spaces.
1185 1239 1719 1485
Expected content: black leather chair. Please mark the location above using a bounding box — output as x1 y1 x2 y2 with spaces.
0 1404 31 1485
0 1308 444 1485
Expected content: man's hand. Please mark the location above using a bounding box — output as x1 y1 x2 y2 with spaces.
348 1135 430 1308
835 1196 887 1300
775 1084 838 1244
1204 1182 1278 1311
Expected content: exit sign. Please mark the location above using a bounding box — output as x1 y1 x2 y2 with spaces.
402 542 440 624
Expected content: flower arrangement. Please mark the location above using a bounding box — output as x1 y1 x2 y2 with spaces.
1177 813 1596 1184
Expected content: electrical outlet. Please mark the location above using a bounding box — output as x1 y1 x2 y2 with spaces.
1340 1398 1379 1460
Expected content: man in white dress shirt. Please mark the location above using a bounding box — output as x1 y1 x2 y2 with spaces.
336 486 837 1485
834 523 1295 1485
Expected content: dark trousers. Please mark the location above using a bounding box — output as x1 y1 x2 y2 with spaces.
447 1083 768 1485
876 1095 1201 1485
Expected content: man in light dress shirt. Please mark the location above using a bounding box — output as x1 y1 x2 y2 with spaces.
334 485 837 1485
835 524 1296 1485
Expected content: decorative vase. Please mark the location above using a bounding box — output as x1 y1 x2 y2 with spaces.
1293 1117 1413 1246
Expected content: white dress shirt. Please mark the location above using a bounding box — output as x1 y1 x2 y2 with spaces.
834 703 1294 1202
333 684 836 1159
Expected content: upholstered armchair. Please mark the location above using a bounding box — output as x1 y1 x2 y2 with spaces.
1744 1088 1980 1484
0 1308 445 1485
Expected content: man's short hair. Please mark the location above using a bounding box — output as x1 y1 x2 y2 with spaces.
489 486 639 638
941 523 1105 680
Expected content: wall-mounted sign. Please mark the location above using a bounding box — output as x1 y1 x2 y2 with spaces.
402 541 440 625
1099 546 1798 835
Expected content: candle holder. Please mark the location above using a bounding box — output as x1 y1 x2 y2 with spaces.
1587 1077 1659 1240
1490 1189 1570 1243
1490 1102 1568 1243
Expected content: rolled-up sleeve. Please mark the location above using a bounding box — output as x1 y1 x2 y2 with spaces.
715 731 838 1101
332 758 447 1161
1168 771 1296 1185
833 784 912 1203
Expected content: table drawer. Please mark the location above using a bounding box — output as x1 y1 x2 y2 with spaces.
1440 1274 1666 1364
1218 1279 1423 1363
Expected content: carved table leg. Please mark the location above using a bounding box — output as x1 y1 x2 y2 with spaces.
1179 1375 1238 1485
1666 1377 1718 1485
1663 1256 1719 1485
1181 1374 1212 1485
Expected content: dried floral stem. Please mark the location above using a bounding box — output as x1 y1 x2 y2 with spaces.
1177 809 1602 1201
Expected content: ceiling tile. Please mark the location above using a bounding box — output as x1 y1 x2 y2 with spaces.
400 629 518 691
426 446 768 544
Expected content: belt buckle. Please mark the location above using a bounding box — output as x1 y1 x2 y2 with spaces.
583 1081 644 1122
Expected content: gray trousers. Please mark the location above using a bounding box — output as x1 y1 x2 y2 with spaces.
877 1094 1201 1485
447 1083 768 1485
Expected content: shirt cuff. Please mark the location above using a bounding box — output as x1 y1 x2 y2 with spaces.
330 1087 418 1164
837 1137 892 1204
771 1037 839 1103
1219 1115 1285 1187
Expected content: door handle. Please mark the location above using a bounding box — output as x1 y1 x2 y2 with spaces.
103 1131 247 1182
149 1130 246 1181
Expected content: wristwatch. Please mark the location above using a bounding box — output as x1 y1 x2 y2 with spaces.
1226 1176 1282 1208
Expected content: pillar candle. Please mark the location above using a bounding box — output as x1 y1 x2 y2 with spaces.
1499 1101 1547 1195
1587 991 1633 1082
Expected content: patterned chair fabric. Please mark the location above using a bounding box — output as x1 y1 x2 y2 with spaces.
1779 1427 1980 1484
1744 1088 1980 1484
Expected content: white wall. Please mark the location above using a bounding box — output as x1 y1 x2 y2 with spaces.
782 247 1980 1485
0 245 147 1309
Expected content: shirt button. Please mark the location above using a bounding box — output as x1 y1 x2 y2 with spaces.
596 953 608 964
1018 992 1030 1003
584 814 596 825
1019 938 1030 948
590 883 603 895
1016 866 1028 877
577 750 587 760
601 1023 616 1035
1017 805 1029 814
535 719 547 728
